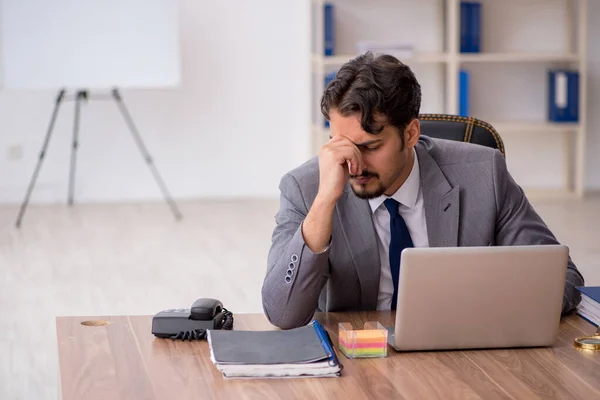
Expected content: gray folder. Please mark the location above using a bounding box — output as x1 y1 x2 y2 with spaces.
208 324 329 365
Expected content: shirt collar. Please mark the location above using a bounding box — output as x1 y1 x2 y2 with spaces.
368 147 420 213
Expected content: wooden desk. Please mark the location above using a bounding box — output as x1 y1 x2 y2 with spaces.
56 311 600 400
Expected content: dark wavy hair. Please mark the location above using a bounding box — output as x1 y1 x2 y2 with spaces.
320 52 422 148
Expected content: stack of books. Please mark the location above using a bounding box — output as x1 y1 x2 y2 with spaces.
207 320 343 379
576 287 600 326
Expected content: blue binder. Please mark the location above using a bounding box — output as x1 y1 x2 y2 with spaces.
470 2 481 53
460 2 470 52
459 69 470 117
567 71 579 122
324 3 334 56
548 70 579 122
324 71 336 128
460 2 481 53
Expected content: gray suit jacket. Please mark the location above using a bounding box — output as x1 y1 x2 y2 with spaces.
261 136 584 329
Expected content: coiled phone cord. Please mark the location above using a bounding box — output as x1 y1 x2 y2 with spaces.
169 308 234 341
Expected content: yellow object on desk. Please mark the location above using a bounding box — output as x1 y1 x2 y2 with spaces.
338 321 388 359
574 325 600 351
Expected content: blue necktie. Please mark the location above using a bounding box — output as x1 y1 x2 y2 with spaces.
384 198 414 310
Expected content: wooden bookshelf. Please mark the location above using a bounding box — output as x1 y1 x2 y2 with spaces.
309 0 588 197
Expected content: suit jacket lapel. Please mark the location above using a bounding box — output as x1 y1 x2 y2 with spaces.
336 186 380 310
416 141 460 247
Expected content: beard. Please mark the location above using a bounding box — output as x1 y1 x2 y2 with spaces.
349 170 388 199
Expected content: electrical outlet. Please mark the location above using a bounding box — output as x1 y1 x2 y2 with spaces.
7 144 23 161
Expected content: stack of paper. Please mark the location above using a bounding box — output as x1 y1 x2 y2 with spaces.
207 320 343 379
576 287 600 326
339 329 387 358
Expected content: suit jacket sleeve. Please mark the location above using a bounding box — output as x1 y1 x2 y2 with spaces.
261 173 331 329
492 150 584 314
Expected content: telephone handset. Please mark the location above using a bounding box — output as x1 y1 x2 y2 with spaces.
151 298 234 341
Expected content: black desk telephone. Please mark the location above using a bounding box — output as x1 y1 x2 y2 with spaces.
151 298 233 341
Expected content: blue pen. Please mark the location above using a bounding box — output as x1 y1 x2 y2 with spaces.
312 320 342 369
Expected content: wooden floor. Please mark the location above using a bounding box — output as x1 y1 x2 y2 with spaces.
1 196 599 400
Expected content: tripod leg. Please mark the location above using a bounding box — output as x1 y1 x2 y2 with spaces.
111 88 183 220
68 91 84 206
15 89 66 228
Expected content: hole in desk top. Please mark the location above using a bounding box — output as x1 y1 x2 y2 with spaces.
81 320 112 327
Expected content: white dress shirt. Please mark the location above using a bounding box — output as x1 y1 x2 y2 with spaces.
368 148 429 310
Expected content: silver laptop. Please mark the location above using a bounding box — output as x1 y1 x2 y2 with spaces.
388 245 568 351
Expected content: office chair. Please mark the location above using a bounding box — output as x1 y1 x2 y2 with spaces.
418 114 506 157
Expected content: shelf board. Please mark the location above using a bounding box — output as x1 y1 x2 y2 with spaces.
489 121 580 133
312 52 448 66
459 53 579 63
312 53 579 66
314 121 579 136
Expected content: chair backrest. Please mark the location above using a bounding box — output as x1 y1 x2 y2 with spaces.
418 114 506 157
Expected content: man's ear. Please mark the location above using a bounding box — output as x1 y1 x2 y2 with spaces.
404 118 421 148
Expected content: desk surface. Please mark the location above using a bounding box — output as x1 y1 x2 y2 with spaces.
56 311 600 400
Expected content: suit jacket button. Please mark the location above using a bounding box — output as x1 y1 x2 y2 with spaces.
285 276 292 284
291 254 298 263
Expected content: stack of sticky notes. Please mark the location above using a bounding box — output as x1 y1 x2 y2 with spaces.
338 322 388 359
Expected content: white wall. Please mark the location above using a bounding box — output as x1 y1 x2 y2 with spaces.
0 0 599 205
0 0 310 204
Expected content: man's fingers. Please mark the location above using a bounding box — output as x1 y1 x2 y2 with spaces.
334 144 363 175
351 145 363 175
323 137 364 175
327 135 344 144
337 143 363 175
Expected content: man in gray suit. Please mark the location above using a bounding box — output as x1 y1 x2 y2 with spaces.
261 52 584 330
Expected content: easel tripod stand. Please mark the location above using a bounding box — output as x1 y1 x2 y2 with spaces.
15 88 183 228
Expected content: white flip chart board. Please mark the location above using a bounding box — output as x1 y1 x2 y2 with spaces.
0 0 181 90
